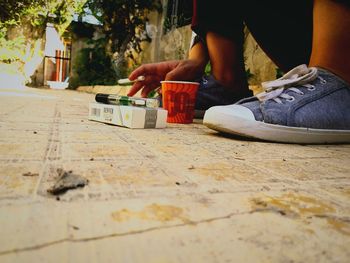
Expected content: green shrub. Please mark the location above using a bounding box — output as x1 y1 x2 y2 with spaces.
69 38 118 89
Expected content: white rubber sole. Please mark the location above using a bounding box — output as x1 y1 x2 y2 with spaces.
203 105 350 144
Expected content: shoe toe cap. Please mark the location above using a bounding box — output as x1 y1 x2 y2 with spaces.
204 105 255 123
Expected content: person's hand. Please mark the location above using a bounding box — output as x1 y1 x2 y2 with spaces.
127 59 205 97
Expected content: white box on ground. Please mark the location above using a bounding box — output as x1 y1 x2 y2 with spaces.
88 102 167 128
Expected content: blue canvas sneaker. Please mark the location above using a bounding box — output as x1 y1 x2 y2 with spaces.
203 65 350 144
194 75 253 118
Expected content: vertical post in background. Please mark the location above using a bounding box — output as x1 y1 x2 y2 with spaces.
55 50 60 81
61 50 66 81
62 51 67 81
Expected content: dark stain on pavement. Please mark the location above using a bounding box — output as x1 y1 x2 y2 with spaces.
47 169 88 195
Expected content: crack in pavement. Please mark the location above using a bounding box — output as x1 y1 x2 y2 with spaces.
0 210 247 256
2 207 349 256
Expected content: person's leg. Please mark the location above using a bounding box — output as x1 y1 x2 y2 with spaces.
203 0 350 143
206 31 248 92
243 0 313 73
191 0 252 113
192 0 313 93
309 0 350 84
192 0 248 90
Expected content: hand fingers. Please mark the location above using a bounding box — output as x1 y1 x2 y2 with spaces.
129 62 166 80
127 81 145 96
165 62 194 81
127 75 160 97
141 82 161 98
128 64 150 81
129 61 180 81
128 60 181 96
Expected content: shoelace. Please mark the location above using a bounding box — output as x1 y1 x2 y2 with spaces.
202 76 209 85
256 64 326 103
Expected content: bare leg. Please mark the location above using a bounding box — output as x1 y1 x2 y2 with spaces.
309 0 350 84
206 31 248 92
192 0 248 91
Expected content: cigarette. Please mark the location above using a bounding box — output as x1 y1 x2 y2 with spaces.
117 76 145 85
95 93 160 108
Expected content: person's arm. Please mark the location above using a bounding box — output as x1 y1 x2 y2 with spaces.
127 35 209 97
164 36 209 80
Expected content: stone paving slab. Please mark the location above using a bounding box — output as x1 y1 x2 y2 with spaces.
0 87 349 262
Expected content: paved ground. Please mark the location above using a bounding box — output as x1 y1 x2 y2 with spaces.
0 86 349 263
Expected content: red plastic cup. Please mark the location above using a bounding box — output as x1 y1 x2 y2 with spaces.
160 80 200 124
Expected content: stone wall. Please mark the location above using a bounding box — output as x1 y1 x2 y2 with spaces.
139 25 193 63
4 26 45 87
126 10 193 68
243 28 277 89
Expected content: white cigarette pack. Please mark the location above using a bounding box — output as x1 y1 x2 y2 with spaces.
88 102 167 129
